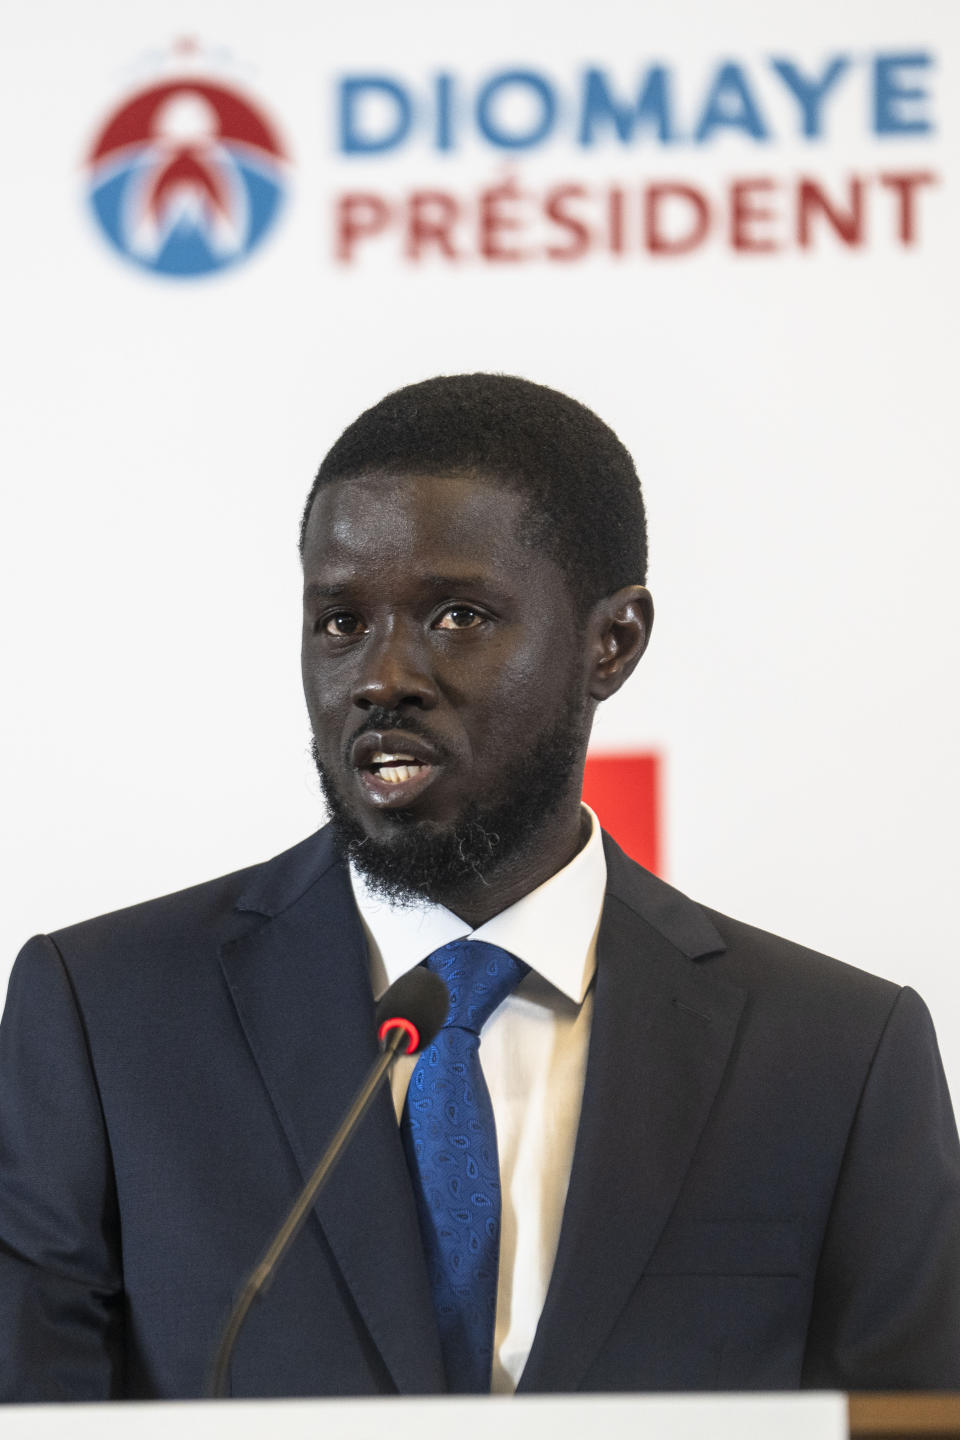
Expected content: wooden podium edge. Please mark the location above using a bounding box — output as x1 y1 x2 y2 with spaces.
849 1394 960 1438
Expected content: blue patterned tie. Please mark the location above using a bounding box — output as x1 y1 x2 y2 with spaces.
401 939 530 1393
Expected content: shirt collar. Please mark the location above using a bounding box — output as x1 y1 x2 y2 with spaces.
349 805 606 1006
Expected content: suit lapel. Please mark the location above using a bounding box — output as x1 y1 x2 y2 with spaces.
218 831 444 1393
518 839 746 1392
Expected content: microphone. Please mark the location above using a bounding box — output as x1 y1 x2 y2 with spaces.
375 964 449 1055
208 967 448 1398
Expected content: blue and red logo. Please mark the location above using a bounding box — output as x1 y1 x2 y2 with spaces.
86 77 287 278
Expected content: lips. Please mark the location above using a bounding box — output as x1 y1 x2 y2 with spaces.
350 729 444 809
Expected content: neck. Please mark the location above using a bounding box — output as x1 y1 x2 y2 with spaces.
433 803 590 929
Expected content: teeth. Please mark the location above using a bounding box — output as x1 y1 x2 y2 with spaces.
379 764 421 784
371 751 417 764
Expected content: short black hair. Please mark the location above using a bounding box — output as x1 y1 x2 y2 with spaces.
300 373 647 613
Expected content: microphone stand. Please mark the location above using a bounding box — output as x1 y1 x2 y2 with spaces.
208 1024 410 1399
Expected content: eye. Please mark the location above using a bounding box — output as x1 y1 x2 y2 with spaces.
321 612 366 637
434 606 484 631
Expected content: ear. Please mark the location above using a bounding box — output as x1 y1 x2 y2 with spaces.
587 585 654 702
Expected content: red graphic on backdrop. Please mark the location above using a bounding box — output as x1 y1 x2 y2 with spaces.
583 752 661 875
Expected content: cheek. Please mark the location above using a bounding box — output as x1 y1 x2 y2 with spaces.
461 638 577 736
301 654 351 736
506 623 582 691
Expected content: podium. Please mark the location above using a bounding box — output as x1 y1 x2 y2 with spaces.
0 1395 958 1440
850 1395 960 1439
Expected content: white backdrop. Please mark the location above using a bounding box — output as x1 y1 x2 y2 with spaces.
3 0 958 1104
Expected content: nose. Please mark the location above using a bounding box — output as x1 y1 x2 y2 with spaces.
352 620 440 711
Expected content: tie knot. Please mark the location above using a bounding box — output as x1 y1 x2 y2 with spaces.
425 939 529 1035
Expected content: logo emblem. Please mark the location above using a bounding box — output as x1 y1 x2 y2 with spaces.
86 76 287 278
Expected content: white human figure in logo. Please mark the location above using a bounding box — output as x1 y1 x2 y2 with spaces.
128 89 247 261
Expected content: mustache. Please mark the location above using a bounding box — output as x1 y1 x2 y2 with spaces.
342 708 452 764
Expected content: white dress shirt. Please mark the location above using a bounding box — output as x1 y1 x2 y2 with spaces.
349 806 606 1393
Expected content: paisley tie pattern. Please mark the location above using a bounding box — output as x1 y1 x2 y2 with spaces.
401 939 530 1393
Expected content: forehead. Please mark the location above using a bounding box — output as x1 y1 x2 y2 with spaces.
302 470 536 577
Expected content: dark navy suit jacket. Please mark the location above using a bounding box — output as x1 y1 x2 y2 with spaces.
1 827 958 1399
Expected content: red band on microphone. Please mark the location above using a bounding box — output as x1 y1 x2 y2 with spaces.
378 1017 420 1054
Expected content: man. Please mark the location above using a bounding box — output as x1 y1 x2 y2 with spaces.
1 374 958 1400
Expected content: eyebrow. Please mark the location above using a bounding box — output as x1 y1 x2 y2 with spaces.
419 573 494 592
304 574 498 600
303 582 352 602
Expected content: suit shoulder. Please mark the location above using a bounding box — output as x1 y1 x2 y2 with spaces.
602 832 901 1026
36 828 340 976
700 903 900 1011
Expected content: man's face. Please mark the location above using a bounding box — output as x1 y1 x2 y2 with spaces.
301 470 592 906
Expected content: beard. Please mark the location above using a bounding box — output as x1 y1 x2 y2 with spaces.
310 697 588 910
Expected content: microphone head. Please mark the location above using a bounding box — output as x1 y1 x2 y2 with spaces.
375 967 449 1054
